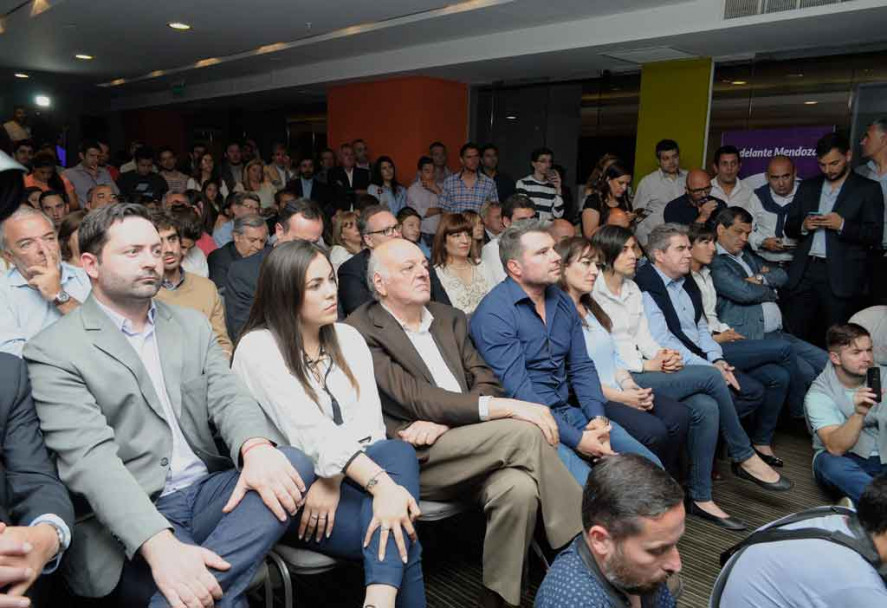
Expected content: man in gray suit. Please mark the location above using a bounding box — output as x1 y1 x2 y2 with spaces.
24 203 316 607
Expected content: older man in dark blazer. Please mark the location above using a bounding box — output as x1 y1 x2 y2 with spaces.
0 354 74 605
784 132 885 345
346 238 582 608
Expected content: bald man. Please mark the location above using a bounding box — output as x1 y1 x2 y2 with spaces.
663 169 726 230
347 239 582 608
747 156 800 265
605 207 632 229
548 218 575 243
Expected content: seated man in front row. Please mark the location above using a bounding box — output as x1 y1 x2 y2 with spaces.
24 203 316 607
347 238 582 608
806 323 886 505
535 454 685 608
709 207 827 419
470 220 661 488
0 353 75 606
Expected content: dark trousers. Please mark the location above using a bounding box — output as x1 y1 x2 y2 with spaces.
723 339 792 446
604 395 689 479
105 447 316 608
282 440 425 608
787 257 861 346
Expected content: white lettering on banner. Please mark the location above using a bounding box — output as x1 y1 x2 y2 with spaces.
739 146 816 159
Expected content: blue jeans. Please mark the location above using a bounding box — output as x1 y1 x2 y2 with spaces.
722 338 792 446
553 404 661 487
284 440 425 607
633 365 755 502
110 447 317 608
765 331 829 418
814 451 887 504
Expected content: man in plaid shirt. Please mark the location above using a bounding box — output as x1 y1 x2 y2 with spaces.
440 142 499 213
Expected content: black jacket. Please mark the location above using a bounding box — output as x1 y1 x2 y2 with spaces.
285 177 331 206
207 241 243 291
337 249 451 316
223 248 270 341
0 354 74 530
784 172 884 298
327 167 371 214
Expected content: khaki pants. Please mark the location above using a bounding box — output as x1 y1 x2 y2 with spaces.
416 419 582 605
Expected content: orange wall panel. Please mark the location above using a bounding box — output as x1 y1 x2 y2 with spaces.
327 76 468 178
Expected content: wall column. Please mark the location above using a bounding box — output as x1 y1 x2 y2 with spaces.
633 58 713 182
327 76 468 175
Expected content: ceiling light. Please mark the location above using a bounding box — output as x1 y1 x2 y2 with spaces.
786 73 804 78
804 100 819 106
75 54 94 60
730 80 747 85
168 22 191 31
506 115 517 120
35 95 51 108
14 73 29 79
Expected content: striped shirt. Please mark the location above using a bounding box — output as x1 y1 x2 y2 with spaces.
440 171 499 213
515 175 564 221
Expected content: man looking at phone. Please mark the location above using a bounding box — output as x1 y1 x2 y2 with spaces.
805 323 886 505
748 155 800 265
663 169 727 231
783 133 884 346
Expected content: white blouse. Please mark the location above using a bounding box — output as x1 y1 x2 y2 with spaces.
592 277 663 372
232 323 387 477
434 260 496 315
329 245 356 272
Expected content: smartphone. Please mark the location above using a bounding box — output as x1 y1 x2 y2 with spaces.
807 211 824 218
868 367 882 401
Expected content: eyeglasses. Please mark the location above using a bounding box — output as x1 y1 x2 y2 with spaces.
365 225 400 237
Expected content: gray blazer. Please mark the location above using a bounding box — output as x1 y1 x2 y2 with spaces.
23 296 285 598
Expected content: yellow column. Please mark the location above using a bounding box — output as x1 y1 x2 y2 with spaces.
633 58 713 184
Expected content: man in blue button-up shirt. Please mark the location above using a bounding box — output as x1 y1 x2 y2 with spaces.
470 220 659 486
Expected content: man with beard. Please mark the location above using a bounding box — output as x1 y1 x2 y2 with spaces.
535 454 684 608
784 133 884 346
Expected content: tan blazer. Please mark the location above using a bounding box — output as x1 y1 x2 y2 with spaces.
23 296 285 598
346 300 503 437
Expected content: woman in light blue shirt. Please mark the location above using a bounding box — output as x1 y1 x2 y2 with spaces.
368 156 407 216
557 236 688 480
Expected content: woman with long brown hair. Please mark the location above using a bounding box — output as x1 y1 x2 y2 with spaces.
232 241 425 608
580 161 636 238
431 212 496 315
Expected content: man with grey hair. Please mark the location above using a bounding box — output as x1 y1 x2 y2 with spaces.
634 223 792 500
207 214 268 290
471 220 660 489
338 205 450 315
857 117 887 304
85 184 119 210
348 238 581 608
0 206 91 355
212 191 261 247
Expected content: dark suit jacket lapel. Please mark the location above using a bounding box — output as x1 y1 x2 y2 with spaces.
369 304 440 388
82 296 168 422
833 172 859 215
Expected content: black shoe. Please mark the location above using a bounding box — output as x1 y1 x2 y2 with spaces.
754 449 784 468
687 501 747 531
731 462 793 491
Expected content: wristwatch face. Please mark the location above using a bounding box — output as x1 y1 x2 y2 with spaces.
55 290 71 304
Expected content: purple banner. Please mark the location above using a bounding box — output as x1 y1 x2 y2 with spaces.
720 126 834 179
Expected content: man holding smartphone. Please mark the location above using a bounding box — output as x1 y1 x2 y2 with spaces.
748 155 800 266
805 323 886 505
783 133 884 346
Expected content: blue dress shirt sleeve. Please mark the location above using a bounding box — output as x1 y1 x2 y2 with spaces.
641 292 712 367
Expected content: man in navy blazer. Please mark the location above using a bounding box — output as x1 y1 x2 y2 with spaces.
783 133 885 346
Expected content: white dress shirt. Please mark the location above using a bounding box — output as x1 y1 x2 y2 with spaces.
480 239 506 286
232 324 386 477
748 184 798 263
381 304 490 419
711 177 754 211
181 246 209 278
592 277 662 372
94 300 208 496
691 266 732 333
633 168 688 245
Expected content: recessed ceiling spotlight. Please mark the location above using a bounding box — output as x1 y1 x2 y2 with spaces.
35 95 51 108
804 100 819 105
75 54 94 60
506 115 518 120
786 73 804 78
168 22 191 31
731 80 747 85
14 73 29 79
